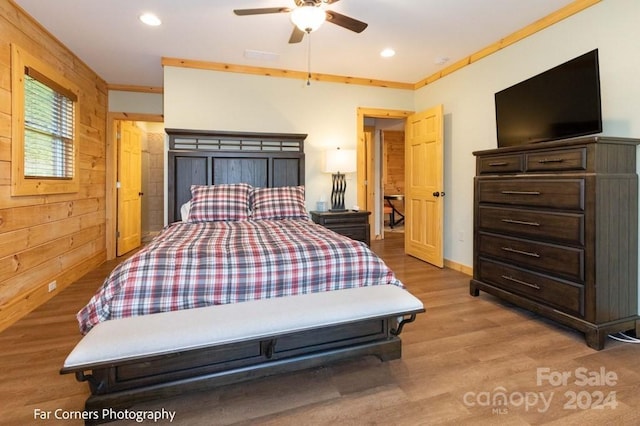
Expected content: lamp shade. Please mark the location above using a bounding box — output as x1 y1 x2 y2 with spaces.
324 148 356 173
290 5 326 33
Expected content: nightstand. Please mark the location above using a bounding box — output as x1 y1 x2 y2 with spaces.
310 210 371 246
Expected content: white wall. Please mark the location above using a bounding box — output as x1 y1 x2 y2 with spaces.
163 67 414 212
108 90 164 115
414 0 640 268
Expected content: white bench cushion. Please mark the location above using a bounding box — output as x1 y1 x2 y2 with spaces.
64 285 423 369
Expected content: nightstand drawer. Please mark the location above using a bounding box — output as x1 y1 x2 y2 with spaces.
318 214 368 225
331 226 369 244
310 211 371 245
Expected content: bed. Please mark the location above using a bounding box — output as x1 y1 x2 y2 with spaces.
61 129 424 421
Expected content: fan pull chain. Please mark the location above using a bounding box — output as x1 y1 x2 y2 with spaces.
306 31 312 86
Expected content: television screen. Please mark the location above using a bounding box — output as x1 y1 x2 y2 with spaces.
495 49 602 148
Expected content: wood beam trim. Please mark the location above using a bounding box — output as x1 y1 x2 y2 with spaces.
413 0 602 90
108 84 164 94
161 57 415 91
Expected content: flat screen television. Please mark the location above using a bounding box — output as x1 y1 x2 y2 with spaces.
495 49 602 148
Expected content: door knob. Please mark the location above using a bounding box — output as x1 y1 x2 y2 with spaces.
432 191 445 197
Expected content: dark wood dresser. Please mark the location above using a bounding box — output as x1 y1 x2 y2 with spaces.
310 210 370 246
471 136 640 349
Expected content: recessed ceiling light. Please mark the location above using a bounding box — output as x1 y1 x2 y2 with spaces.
380 48 396 58
139 13 161 26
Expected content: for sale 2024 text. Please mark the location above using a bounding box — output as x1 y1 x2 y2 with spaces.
537 366 618 410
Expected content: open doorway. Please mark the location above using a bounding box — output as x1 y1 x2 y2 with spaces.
106 113 164 260
380 128 405 236
358 105 446 267
137 121 166 243
356 108 413 241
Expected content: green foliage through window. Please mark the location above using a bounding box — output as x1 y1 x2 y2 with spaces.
24 72 75 179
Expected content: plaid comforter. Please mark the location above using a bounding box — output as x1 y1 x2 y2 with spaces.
77 219 403 334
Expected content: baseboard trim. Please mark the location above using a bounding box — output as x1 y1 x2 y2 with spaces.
444 259 472 276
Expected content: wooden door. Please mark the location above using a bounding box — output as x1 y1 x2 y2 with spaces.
404 105 444 267
117 121 142 256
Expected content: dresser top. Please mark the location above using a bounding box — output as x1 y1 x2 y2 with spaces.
473 135 640 157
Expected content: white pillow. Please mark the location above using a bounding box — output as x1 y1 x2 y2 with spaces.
180 201 191 222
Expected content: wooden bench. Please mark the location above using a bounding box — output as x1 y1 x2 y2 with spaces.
61 285 424 421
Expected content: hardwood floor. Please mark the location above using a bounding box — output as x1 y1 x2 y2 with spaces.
2 233 640 425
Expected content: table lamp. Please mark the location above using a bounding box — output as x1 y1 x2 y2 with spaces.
324 148 356 211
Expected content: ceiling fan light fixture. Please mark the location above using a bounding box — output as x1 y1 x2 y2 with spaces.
291 5 326 33
380 48 396 58
139 13 162 26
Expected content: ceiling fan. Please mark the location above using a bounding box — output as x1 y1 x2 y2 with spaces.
234 0 368 44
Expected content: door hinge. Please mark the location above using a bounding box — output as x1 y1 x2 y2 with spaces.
116 181 121 189
116 231 120 238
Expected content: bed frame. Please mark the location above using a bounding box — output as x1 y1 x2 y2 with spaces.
166 128 306 223
62 129 423 423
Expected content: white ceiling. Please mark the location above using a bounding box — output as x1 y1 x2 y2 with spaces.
14 0 577 88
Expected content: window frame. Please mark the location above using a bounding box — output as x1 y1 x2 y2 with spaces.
11 44 81 196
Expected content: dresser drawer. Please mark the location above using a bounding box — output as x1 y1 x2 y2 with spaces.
478 154 524 174
477 179 585 210
477 206 584 246
477 258 584 317
526 148 586 172
478 233 584 282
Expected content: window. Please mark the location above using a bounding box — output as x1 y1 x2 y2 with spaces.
24 70 76 178
11 44 80 195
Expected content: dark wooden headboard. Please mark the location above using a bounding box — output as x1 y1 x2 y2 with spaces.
166 129 306 223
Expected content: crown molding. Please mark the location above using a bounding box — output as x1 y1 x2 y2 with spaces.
107 84 163 94
161 57 414 90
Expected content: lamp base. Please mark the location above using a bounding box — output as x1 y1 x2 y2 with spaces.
330 172 347 212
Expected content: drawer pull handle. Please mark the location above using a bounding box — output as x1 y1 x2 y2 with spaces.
501 275 541 290
538 158 565 164
501 246 540 258
501 219 540 227
489 162 508 166
501 190 541 196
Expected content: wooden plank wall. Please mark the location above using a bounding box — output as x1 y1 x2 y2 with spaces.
0 0 108 332
383 131 405 204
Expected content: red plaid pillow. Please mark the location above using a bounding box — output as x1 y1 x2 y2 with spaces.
251 186 309 220
188 184 251 222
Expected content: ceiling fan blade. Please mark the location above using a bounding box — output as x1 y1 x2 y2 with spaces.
233 7 291 16
289 27 305 44
326 11 368 33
